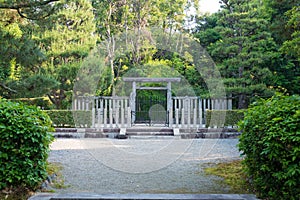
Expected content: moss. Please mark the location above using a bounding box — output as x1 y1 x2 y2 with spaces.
46 162 69 190
204 160 254 194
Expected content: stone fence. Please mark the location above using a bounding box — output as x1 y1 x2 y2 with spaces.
73 96 232 129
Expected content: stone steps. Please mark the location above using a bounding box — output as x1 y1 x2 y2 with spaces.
126 127 174 136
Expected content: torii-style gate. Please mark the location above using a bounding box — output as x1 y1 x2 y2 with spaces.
73 77 233 129
123 77 181 125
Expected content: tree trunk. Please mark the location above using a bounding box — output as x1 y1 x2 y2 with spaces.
48 89 66 109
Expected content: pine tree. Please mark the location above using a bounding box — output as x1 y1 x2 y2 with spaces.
206 0 277 108
37 0 97 108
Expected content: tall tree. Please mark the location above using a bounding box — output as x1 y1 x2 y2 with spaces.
91 0 197 95
37 0 97 108
197 0 277 108
281 6 300 61
263 0 298 45
0 9 48 97
279 6 300 94
263 1 300 95
193 13 221 48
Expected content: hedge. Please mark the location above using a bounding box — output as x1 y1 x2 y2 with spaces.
205 110 244 128
0 99 54 190
45 110 92 128
238 95 300 200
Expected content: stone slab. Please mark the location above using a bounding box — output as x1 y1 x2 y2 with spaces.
173 128 180 136
29 193 259 200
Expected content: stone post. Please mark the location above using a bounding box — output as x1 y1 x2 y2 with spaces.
167 82 172 126
130 81 136 123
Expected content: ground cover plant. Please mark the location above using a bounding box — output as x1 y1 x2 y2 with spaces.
204 160 254 194
238 94 300 200
0 99 54 194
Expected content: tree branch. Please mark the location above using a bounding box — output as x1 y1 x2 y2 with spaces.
0 82 17 93
17 7 56 20
0 0 60 10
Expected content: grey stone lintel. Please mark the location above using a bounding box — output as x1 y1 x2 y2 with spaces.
123 77 181 82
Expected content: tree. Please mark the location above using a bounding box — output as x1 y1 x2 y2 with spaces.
193 13 221 48
91 0 197 95
281 6 300 61
195 0 277 108
280 6 300 94
0 0 59 19
261 1 300 95
0 9 47 97
36 0 97 108
263 0 298 45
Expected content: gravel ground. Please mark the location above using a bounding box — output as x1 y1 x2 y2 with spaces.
48 138 241 194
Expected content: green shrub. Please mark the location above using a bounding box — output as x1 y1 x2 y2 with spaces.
206 110 244 128
0 99 54 190
238 95 300 200
45 110 92 127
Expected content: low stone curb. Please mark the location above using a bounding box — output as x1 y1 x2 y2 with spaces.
29 193 259 200
51 128 240 139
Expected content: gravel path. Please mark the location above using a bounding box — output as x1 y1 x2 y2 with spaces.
48 138 241 194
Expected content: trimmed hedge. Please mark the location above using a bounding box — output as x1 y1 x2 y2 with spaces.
238 95 300 200
0 99 54 190
205 110 244 128
45 110 92 128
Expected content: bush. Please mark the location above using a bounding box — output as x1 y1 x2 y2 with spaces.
45 110 92 127
238 95 300 200
206 110 244 128
0 99 54 190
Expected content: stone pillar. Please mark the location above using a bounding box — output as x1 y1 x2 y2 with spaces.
92 108 95 128
130 81 136 123
127 107 131 127
167 82 172 126
175 108 179 128
199 107 203 127
73 98 77 110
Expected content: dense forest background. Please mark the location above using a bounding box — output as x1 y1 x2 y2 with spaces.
0 0 299 109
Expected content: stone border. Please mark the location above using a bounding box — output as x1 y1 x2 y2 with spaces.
29 193 259 200
51 128 240 139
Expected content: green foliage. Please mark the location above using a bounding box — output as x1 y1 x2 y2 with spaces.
281 6 300 61
8 74 59 99
0 0 59 20
45 110 92 127
238 94 300 200
205 110 244 128
0 9 45 96
203 0 277 108
263 0 298 45
37 0 97 109
0 99 54 190
193 13 221 48
260 1 299 95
